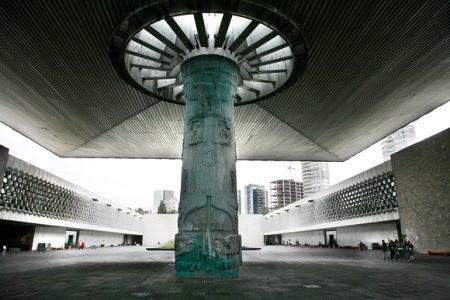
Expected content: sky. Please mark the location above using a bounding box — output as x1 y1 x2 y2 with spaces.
0 101 449 211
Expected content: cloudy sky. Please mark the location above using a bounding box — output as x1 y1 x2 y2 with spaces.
0 101 448 211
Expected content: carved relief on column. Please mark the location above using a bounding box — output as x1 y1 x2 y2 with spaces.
188 118 202 145
216 118 232 145
176 55 240 277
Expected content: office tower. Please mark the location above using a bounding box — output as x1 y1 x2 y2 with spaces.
302 162 330 197
153 190 178 213
237 190 242 215
381 124 416 161
245 184 267 214
270 179 303 209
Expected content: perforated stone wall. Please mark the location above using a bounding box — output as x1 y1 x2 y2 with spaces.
0 155 143 232
264 161 398 230
299 172 397 226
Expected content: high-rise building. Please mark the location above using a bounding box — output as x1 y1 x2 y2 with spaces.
153 190 178 213
237 190 242 215
302 162 330 198
270 179 303 210
245 184 267 214
381 124 416 161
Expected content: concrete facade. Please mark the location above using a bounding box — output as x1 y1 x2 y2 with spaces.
280 221 399 247
78 230 125 248
391 128 450 253
30 225 129 250
0 151 143 252
282 230 324 246
336 221 399 247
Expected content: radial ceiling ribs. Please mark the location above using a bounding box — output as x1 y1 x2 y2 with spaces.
194 13 208 48
215 13 232 48
111 3 307 105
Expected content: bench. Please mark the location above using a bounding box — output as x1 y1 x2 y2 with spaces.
427 249 450 256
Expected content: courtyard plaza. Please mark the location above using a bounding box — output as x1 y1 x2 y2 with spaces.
0 246 449 299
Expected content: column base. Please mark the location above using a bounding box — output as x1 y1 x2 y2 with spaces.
175 232 242 278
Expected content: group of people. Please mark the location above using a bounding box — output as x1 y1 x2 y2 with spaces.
381 239 414 262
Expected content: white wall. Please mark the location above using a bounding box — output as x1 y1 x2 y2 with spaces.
239 214 264 246
78 230 124 247
32 225 66 250
281 221 398 247
142 214 265 247
143 214 178 246
337 221 398 246
31 225 128 250
282 230 324 245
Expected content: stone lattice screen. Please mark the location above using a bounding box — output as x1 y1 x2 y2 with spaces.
266 161 398 226
0 155 143 232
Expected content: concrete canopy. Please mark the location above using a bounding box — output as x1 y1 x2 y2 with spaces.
0 0 449 161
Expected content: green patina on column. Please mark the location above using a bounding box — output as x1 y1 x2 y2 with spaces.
175 55 241 277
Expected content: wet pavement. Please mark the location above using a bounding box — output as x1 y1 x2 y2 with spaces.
0 246 449 299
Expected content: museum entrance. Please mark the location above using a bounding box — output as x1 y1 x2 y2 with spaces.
264 234 282 245
325 229 337 247
0 220 35 251
65 230 79 249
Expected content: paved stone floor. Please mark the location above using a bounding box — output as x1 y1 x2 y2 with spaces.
0 246 449 299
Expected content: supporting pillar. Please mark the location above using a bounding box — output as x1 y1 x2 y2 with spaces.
175 55 241 277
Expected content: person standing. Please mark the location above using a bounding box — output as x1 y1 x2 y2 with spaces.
81 240 86 250
382 240 389 261
388 240 395 260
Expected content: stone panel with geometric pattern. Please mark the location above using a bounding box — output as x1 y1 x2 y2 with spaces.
0 155 142 232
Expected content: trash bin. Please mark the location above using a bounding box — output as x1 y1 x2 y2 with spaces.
37 243 46 253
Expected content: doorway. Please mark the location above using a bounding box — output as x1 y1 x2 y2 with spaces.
325 230 337 247
0 220 35 251
65 230 79 248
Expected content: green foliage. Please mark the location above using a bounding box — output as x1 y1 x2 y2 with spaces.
157 201 167 214
135 207 145 215
261 207 269 215
162 240 174 249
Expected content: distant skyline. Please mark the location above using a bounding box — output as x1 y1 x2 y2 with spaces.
0 101 448 210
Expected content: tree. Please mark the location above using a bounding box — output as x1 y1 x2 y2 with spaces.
261 207 269 215
135 207 145 215
157 201 167 214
